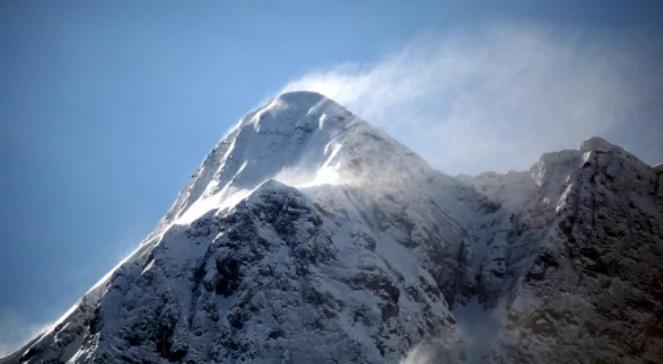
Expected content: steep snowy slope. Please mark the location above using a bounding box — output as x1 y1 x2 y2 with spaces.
3 92 477 363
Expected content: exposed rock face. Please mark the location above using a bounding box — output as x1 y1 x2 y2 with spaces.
459 137 663 363
3 94 661 364
489 139 663 364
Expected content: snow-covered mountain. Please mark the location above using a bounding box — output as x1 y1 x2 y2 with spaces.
3 92 662 363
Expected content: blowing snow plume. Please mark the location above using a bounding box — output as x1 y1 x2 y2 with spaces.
283 24 663 175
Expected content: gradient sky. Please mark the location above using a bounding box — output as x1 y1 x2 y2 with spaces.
1 0 662 354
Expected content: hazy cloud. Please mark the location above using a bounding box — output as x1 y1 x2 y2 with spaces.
284 24 663 175
0 308 51 357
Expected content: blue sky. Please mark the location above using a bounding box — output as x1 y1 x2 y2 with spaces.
1 0 662 354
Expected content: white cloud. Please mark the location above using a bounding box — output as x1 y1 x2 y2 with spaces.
283 24 663 175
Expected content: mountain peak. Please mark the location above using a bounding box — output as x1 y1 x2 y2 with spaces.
580 136 619 153
165 92 357 223
165 91 432 225
239 90 353 135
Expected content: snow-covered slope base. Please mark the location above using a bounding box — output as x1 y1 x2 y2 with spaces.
3 92 662 364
